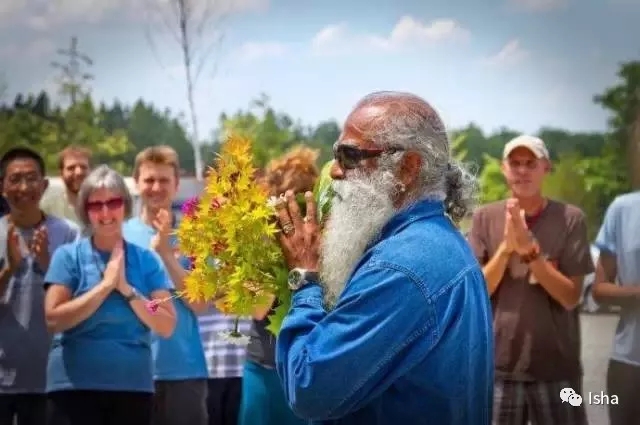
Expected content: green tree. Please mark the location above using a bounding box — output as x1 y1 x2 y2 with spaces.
219 95 302 168
479 155 509 203
42 96 132 172
594 60 640 189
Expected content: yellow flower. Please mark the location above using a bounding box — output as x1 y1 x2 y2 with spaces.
176 134 290 329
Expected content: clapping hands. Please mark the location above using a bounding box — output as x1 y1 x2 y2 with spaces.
4 220 49 272
504 199 535 255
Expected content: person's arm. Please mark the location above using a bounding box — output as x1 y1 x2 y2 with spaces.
592 252 640 307
0 264 15 299
253 294 276 320
275 265 434 420
44 246 114 333
529 211 592 310
467 209 508 295
482 242 511 295
120 250 176 338
122 288 176 338
157 251 208 313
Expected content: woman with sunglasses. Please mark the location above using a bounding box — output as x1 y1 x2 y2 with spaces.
43 165 177 425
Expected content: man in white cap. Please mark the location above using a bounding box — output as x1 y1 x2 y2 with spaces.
468 135 593 424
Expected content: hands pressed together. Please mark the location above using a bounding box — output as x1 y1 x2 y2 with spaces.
503 198 538 256
102 241 130 295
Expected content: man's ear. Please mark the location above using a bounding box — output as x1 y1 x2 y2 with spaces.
398 151 422 189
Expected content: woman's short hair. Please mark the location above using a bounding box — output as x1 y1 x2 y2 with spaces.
76 164 133 228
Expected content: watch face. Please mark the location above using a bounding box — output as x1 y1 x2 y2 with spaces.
288 269 302 287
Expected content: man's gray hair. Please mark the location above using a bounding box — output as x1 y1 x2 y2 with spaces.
76 164 133 229
353 91 478 223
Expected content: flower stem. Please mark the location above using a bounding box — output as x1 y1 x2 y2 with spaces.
230 316 241 337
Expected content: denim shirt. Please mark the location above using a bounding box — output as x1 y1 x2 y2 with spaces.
275 200 494 424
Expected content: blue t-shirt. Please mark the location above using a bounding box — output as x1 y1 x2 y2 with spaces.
123 217 208 381
594 191 640 367
44 237 172 393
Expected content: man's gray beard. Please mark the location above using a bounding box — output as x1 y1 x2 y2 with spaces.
320 170 399 309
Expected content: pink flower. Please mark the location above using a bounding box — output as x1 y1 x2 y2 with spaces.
181 196 200 219
146 299 161 314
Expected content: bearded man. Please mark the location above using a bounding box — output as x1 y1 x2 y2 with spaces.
273 91 494 424
40 145 91 225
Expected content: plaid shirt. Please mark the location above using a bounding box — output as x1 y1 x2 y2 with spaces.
198 307 252 379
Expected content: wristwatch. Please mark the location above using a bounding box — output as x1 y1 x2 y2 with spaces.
288 268 320 291
124 288 141 302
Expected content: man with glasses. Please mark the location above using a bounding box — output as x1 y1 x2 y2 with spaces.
468 135 593 425
0 147 79 425
272 91 494 424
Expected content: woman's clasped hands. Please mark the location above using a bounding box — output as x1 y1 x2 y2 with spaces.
101 242 128 295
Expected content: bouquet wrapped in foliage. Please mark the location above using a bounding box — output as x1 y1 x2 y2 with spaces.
176 136 332 337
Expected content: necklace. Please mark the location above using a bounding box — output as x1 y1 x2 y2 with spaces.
90 238 107 279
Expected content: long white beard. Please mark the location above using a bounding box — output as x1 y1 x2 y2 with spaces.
320 170 399 308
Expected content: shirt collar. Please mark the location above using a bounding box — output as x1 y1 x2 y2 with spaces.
377 199 446 241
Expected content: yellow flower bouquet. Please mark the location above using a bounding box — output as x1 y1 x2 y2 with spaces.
175 135 335 341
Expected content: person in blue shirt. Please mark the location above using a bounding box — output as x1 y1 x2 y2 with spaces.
272 91 494 424
123 146 210 425
592 192 640 425
43 164 177 425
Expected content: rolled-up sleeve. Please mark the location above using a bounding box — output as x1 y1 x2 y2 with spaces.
275 263 435 420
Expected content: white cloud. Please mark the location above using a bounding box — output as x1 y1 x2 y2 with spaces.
0 0 269 30
311 16 470 56
507 0 568 12
0 38 57 61
0 0 28 27
236 41 287 62
483 39 530 66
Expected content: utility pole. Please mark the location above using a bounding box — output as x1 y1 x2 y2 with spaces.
51 36 94 105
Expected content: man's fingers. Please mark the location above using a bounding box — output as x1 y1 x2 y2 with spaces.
275 195 293 230
285 190 303 228
303 191 317 226
152 219 163 232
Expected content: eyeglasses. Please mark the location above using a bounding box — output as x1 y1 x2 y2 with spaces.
4 173 41 188
86 197 124 213
333 142 404 170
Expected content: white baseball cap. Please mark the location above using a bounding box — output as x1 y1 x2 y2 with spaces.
503 135 550 159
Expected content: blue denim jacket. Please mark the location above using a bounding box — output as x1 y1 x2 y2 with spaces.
276 200 494 424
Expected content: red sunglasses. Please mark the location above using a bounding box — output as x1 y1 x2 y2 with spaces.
333 142 404 170
86 197 124 213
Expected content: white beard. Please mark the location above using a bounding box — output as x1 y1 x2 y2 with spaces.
320 170 399 308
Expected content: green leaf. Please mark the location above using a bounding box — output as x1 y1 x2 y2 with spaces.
314 160 334 223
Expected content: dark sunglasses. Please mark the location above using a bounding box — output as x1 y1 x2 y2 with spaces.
333 142 404 170
86 197 124 213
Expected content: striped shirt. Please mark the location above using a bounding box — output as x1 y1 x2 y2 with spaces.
198 307 252 379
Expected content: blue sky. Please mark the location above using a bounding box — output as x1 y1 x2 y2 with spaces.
0 0 638 141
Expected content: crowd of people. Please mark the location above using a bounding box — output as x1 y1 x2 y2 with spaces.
0 91 638 425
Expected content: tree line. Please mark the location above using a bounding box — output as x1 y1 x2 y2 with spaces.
1 59 638 238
